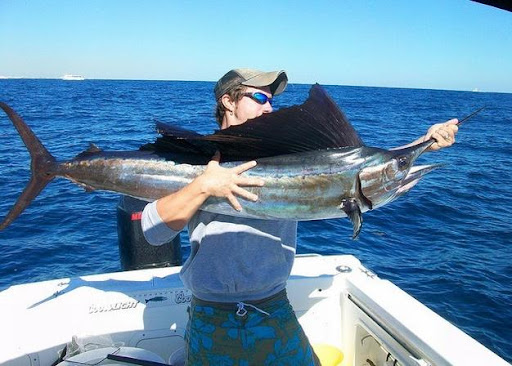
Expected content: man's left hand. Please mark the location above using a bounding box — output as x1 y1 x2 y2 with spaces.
424 119 459 151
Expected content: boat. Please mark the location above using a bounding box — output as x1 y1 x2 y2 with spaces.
472 0 512 12
61 74 85 81
1 254 508 366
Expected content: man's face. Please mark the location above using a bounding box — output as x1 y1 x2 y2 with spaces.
223 86 273 129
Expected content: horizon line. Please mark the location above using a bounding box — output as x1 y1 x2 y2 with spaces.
0 76 508 94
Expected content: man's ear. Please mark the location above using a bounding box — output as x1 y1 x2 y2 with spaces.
221 94 235 112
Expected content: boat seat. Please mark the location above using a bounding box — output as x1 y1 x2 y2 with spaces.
57 346 167 365
313 344 344 366
168 345 185 366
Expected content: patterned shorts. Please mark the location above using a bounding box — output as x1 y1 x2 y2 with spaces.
185 290 319 366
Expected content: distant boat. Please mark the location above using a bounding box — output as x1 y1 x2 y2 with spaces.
61 74 85 81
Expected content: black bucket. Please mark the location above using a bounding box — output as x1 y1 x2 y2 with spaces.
117 196 182 271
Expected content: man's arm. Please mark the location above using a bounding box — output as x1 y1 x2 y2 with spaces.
153 153 264 231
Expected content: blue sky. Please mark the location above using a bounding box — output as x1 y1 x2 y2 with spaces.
1 0 511 92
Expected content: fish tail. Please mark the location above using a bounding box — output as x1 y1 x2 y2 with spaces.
0 102 57 230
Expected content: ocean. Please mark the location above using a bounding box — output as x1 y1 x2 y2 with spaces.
0 79 511 362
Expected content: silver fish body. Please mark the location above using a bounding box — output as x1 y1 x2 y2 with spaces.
61 147 372 219
0 97 439 238
56 141 435 237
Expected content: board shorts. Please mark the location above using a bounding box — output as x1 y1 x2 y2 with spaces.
185 289 320 365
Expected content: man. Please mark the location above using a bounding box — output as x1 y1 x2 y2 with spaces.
142 68 458 365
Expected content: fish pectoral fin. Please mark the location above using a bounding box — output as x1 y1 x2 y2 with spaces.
339 198 363 239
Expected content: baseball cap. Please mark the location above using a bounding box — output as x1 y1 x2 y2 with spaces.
214 68 288 100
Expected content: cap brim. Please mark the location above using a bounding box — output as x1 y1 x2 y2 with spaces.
241 70 288 96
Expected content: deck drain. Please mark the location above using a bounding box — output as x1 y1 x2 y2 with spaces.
336 265 352 273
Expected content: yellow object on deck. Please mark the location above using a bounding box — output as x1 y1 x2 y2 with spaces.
313 344 344 366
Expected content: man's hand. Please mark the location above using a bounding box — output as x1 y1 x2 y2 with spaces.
424 119 459 151
197 152 265 211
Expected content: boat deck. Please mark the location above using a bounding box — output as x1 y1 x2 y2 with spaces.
0 254 508 365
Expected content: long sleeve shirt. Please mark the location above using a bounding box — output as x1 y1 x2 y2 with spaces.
141 201 298 302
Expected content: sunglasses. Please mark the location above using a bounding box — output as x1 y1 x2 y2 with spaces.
243 92 273 105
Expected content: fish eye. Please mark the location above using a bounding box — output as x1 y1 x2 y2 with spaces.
398 156 409 169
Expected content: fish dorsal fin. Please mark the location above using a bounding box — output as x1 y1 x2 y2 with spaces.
200 84 364 160
75 143 103 160
155 120 203 138
87 143 102 153
140 84 363 162
140 121 217 156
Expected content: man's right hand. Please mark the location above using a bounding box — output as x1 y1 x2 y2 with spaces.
197 152 265 211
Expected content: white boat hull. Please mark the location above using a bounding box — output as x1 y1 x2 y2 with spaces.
0 254 508 365
61 75 85 81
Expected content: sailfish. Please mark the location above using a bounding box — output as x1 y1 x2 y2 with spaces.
0 84 475 238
